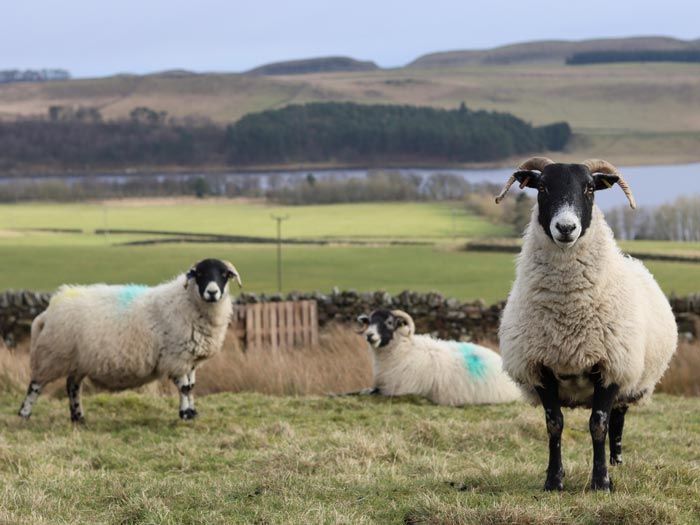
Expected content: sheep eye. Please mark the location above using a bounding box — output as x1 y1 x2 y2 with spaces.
585 184 595 196
538 186 546 194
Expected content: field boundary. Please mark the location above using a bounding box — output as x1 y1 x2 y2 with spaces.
3 289 700 348
465 241 700 264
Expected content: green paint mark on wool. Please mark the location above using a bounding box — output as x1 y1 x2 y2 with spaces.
118 285 150 310
455 342 487 379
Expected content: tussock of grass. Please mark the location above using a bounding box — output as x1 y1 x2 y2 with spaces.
0 392 698 524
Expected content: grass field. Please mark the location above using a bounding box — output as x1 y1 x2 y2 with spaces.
0 201 510 242
0 391 698 524
1 200 700 302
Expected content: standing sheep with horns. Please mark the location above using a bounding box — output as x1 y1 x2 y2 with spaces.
496 157 676 491
18 258 242 423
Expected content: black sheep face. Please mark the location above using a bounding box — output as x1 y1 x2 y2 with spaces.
357 310 409 349
186 259 242 303
513 163 618 248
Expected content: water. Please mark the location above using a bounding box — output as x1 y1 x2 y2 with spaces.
0 163 698 209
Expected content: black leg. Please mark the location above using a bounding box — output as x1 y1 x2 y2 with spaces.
173 375 198 420
18 380 43 419
589 367 619 491
609 406 628 465
535 366 565 491
67 376 85 424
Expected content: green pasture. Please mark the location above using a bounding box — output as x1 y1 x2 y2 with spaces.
0 201 510 242
0 243 516 303
1 241 700 304
1 201 699 302
0 392 698 524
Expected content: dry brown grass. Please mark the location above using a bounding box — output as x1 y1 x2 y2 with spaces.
0 323 372 399
658 340 700 397
194 323 372 396
2 324 697 399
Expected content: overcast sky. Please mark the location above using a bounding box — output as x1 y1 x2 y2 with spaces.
3 0 698 78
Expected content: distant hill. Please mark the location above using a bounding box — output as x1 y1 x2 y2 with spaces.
1 36 700 167
247 56 379 76
409 36 700 67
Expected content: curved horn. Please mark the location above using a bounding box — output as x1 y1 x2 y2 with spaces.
495 157 555 204
390 310 415 338
355 313 371 334
582 159 636 209
223 260 243 288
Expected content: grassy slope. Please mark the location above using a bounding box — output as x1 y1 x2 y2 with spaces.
0 392 698 524
1 63 699 165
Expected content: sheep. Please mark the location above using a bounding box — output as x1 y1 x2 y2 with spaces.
495 157 677 491
17 258 242 423
339 309 522 405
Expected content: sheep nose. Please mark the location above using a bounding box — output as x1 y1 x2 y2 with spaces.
555 222 576 235
206 290 218 299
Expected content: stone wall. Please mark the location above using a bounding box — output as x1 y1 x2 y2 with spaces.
0 290 51 346
2 288 699 347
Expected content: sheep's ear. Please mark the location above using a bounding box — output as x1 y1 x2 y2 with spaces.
394 317 408 329
184 266 197 289
513 170 541 189
593 174 619 191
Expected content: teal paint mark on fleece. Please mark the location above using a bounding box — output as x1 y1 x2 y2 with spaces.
118 285 150 310
455 342 487 379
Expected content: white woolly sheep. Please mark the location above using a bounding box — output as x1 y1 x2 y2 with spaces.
339 309 522 405
18 258 242 422
496 157 677 491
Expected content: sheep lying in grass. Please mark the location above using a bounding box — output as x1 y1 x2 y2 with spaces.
339 309 521 405
496 157 677 491
18 258 242 422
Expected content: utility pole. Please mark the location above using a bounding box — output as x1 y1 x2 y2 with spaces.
102 205 110 244
271 215 289 293
451 208 457 239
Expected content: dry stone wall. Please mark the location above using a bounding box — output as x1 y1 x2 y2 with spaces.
2 288 699 347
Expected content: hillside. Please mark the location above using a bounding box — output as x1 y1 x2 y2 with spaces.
247 56 379 76
1 37 700 166
409 36 700 67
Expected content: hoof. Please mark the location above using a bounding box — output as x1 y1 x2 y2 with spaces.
71 415 86 424
543 469 565 491
591 476 613 492
543 479 564 492
18 412 30 420
179 408 199 420
610 454 623 465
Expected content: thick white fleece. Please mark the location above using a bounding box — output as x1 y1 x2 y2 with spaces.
370 334 521 406
499 205 677 407
29 275 232 389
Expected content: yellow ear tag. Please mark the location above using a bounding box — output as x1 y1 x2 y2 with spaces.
601 178 613 188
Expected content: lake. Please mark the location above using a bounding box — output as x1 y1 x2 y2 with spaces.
0 163 698 209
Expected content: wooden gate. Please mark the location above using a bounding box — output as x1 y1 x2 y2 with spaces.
231 300 318 350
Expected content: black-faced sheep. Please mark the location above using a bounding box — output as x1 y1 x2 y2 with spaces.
18 258 242 422
496 157 677 491
340 309 521 405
